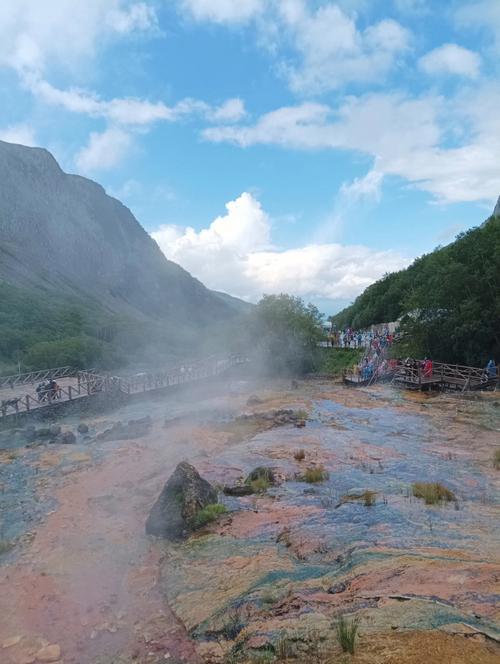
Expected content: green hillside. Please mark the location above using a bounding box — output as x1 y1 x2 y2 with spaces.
332 216 500 366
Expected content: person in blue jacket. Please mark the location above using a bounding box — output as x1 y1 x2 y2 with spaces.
485 359 497 378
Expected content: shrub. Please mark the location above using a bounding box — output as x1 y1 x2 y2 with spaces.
192 503 227 528
412 482 456 505
304 465 329 483
294 409 309 420
335 615 360 654
494 449 500 470
294 449 306 461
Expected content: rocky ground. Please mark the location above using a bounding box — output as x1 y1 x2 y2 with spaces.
0 378 499 664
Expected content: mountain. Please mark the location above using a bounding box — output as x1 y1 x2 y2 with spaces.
0 140 242 324
0 140 248 371
332 207 500 366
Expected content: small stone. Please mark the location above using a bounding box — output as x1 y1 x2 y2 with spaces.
60 431 76 445
35 644 61 662
77 423 89 434
327 581 347 594
49 425 61 436
2 635 22 648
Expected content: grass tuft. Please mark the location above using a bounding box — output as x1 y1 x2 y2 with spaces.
251 477 271 492
363 490 376 506
294 448 306 461
304 465 329 483
335 614 360 654
412 482 456 505
0 540 14 554
494 449 500 470
192 503 227 528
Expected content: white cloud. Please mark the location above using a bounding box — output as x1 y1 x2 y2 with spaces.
340 169 384 202
208 98 246 122
419 43 481 78
22 75 246 130
203 88 500 204
75 127 132 173
152 192 408 302
180 0 265 24
278 3 410 93
0 1 157 75
0 123 37 147
455 0 500 48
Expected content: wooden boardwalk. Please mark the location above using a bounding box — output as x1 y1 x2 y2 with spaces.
392 361 498 392
0 355 247 420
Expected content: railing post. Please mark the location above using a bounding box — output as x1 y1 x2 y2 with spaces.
68 385 73 401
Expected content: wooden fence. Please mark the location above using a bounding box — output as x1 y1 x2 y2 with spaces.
0 355 247 419
0 366 77 390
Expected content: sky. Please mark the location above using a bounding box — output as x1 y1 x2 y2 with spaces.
1 0 499 314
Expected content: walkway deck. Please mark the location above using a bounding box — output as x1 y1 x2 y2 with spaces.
0 355 247 421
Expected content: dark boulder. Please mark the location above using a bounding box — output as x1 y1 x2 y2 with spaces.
223 485 255 497
58 431 76 444
146 462 217 540
327 581 347 594
77 423 89 434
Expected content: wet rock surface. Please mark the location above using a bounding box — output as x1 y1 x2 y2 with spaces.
95 415 152 441
0 379 499 663
146 462 218 540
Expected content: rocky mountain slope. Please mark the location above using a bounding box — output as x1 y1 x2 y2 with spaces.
0 140 241 326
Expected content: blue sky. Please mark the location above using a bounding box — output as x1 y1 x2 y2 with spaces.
1 0 499 313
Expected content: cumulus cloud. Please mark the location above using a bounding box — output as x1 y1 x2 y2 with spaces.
152 192 408 303
278 2 410 93
0 0 157 75
419 43 481 78
75 127 133 173
203 88 500 204
180 0 265 24
0 123 37 147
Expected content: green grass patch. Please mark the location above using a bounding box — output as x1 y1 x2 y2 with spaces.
412 482 456 505
303 465 329 483
335 615 360 655
0 540 14 554
192 503 227 528
251 477 271 492
314 347 364 375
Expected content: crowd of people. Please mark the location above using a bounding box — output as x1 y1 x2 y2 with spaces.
328 327 395 351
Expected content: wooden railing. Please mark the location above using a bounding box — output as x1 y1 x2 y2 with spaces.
0 366 77 389
0 355 247 419
392 361 499 390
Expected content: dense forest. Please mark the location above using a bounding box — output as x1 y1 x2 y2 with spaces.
333 215 500 366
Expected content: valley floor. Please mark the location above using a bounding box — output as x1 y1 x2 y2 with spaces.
0 378 499 664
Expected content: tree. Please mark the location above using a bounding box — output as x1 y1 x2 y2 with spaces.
251 294 324 375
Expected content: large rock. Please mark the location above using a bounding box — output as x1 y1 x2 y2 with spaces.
146 462 217 540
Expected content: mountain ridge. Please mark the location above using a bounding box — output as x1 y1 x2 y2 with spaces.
0 139 242 325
